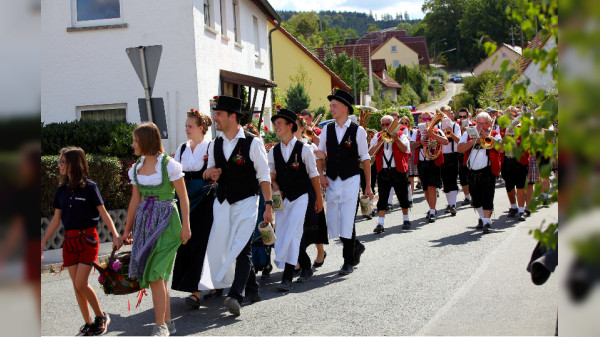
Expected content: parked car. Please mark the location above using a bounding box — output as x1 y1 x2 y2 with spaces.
453 75 463 83
448 74 457 82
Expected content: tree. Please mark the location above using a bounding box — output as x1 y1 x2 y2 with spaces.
404 11 409 21
284 83 311 114
322 47 369 97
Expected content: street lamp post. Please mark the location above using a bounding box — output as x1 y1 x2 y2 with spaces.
438 47 457 62
433 38 447 65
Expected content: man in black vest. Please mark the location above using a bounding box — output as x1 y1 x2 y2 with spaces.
268 108 323 291
200 95 273 316
316 89 373 276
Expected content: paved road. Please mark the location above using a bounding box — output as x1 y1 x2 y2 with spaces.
41 181 558 336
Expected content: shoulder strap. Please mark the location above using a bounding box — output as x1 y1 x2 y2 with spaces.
178 143 187 162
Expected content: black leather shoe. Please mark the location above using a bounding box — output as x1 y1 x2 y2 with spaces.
223 297 241 315
444 205 451 214
524 209 532 216
313 251 327 268
449 205 457 216
338 263 354 275
296 269 313 283
428 212 436 223
517 212 526 221
276 280 293 292
260 264 272 280
482 223 491 234
387 204 393 211
402 221 411 229
242 293 262 306
352 243 366 266
507 208 518 217
203 288 224 300
476 219 483 230
462 198 471 206
363 214 372 220
373 224 383 234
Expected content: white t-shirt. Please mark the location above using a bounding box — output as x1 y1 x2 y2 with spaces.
410 129 445 161
128 154 184 185
441 123 462 154
458 132 502 170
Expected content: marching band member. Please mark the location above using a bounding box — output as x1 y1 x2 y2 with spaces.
269 108 323 291
200 95 273 316
316 89 373 276
369 115 412 233
410 111 448 223
439 105 462 216
457 108 473 206
458 112 503 234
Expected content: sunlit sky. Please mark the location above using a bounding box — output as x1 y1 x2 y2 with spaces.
267 0 425 20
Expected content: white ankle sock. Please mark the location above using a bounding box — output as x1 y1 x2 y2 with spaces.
510 203 517 209
429 209 436 215
378 217 385 225
464 194 471 200
476 207 485 219
449 191 457 206
403 214 410 221
483 217 491 225
518 207 524 213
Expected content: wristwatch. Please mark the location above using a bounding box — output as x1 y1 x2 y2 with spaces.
265 200 273 206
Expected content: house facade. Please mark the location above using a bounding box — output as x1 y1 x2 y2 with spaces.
370 37 420 69
42 0 279 152
473 43 522 76
269 20 350 111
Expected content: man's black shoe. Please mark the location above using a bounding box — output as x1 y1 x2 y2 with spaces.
387 204 393 211
449 205 457 216
338 263 354 275
476 219 483 230
517 212 526 221
444 205 452 214
373 224 384 234
242 293 262 306
363 214 372 220
507 208 518 217
296 269 313 283
402 221 411 230
352 243 366 266
462 198 471 206
482 223 491 234
524 209 532 216
276 280 292 292
428 212 436 223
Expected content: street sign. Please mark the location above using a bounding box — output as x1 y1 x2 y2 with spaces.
126 45 162 96
138 98 168 139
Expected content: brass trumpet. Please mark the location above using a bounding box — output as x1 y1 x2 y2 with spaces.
478 117 496 150
445 129 453 138
302 113 323 142
381 120 401 143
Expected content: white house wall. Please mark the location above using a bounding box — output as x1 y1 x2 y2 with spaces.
522 39 556 94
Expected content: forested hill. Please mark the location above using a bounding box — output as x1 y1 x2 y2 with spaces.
277 10 421 37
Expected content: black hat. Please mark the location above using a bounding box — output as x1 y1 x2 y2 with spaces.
271 108 298 133
213 95 242 115
327 89 355 114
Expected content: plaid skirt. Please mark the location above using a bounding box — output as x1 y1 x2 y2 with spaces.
408 154 419 177
528 155 541 183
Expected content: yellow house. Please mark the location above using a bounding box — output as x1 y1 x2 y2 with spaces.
370 37 419 69
268 19 350 110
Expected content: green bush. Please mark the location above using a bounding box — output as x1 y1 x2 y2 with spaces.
41 155 131 217
42 120 137 158
366 107 413 131
285 82 311 114
397 84 421 106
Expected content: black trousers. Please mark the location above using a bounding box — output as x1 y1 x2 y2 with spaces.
501 157 528 192
467 166 496 211
281 237 311 282
441 153 460 193
339 197 361 265
376 169 410 211
459 163 469 186
227 237 259 303
417 160 442 188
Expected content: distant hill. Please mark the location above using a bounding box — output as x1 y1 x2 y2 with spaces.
277 10 421 37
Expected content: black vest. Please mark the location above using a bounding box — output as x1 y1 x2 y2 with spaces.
325 121 360 180
274 141 310 202
214 131 259 204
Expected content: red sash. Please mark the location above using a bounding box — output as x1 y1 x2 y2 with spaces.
374 130 410 173
463 130 502 176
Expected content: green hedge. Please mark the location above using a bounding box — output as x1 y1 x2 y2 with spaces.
366 107 413 131
41 155 132 217
42 120 137 158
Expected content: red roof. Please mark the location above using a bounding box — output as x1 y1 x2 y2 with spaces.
346 32 431 66
373 73 401 89
371 59 387 72
270 19 351 92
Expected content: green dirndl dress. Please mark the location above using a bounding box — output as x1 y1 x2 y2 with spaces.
129 154 182 289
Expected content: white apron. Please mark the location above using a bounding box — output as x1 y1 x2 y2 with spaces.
273 193 308 269
198 195 258 291
325 174 360 239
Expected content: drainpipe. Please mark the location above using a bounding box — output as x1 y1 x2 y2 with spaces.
268 20 281 82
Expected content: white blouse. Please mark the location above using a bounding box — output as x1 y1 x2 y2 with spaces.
174 140 209 172
128 154 184 185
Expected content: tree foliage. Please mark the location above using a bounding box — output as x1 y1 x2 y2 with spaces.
322 47 369 95
284 82 311 115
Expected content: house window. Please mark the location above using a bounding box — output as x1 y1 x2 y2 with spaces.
391 45 397 53
233 0 241 44
393 60 400 68
253 16 261 62
220 0 227 36
72 0 123 27
78 104 127 121
204 0 213 28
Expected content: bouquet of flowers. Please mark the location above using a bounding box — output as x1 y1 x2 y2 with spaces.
93 249 140 295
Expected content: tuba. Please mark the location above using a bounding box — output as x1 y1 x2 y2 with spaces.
479 117 496 150
423 111 446 160
302 113 323 142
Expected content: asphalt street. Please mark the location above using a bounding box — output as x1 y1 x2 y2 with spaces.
41 179 558 336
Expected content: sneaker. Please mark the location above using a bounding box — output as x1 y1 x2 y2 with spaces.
76 323 94 336
150 324 170 336
402 221 411 230
90 312 110 336
166 321 176 335
517 212 526 222
449 205 457 216
475 219 483 230
223 297 241 316
482 223 491 234
462 198 471 206
507 208 518 217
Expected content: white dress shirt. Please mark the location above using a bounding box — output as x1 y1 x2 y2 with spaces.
442 123 462 154
174 140 209 171
268 137 319 179
317 118 370 162
207 126 271 183
410 129 445 161
369 133 410 168
458 132 502 170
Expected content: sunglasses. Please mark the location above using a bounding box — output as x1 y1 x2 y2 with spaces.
401 122 410 125
422 117 432 121
458 115 468 119
381 122 391 126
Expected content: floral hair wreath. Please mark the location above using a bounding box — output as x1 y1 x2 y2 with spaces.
186 108 212 128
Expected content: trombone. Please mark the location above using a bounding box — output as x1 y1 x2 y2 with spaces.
302 113 323 142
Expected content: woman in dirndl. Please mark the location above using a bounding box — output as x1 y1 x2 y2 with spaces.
121 122 191 336
170 109 219 308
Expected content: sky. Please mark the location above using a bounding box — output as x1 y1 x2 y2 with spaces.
267 0 425 20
